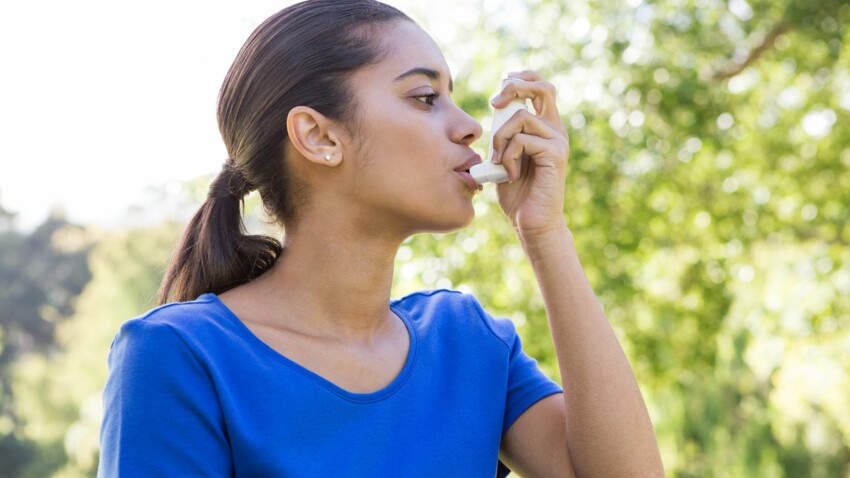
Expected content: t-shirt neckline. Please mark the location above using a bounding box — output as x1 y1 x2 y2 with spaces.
199 293 418 404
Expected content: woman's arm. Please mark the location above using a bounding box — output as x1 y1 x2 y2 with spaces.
517 225 663 476
492 70 664 477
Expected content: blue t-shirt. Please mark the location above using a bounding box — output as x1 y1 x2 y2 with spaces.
99 289 562 477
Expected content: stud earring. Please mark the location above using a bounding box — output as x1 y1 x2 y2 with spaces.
324 154 333 161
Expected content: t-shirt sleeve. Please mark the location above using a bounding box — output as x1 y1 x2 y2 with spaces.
470 297 564 435
98 317 231 477
500 320 563 433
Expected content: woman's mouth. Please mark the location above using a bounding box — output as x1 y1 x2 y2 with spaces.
456 169 483 191
454 154 483 191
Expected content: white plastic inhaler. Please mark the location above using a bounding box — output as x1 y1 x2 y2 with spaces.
469 78 529 185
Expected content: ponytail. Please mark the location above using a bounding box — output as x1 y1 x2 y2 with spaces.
157 159 281 305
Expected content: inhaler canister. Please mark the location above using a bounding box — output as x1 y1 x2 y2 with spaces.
469 80 528 185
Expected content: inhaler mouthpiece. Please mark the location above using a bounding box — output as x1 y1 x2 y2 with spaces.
470 80 529 185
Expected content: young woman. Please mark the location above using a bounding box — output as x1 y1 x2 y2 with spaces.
98 1 664 476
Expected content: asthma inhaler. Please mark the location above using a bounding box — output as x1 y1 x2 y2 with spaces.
469 79 529 184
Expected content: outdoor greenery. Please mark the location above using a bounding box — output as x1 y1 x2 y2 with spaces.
1 0 848 476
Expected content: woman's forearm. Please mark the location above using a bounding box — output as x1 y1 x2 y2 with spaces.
518 225 664 477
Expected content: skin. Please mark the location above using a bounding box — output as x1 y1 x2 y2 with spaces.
220 19 664 477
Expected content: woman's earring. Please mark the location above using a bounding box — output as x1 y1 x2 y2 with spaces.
324 154 333 161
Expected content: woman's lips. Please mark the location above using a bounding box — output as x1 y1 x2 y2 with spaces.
456 170 483 191
454 153 483 191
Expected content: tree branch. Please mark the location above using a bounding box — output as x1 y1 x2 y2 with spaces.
713 22 790 80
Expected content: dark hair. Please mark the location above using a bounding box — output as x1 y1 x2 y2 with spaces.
157 0 411 304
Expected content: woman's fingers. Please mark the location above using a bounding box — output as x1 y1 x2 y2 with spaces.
487 69 569 182
491 109 561 166
495 132 568 182
491 72 563 129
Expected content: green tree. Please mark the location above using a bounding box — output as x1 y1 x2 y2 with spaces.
11 222 181 477
0 205 94 477
411 0 850 475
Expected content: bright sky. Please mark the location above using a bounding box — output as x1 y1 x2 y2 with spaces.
0 0 517 231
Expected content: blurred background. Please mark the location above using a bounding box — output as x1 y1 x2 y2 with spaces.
1 0 848 476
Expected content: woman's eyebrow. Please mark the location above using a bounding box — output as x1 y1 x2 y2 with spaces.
394 67 454 93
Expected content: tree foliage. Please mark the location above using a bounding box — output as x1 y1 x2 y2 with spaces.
2 0 849 476
10 222 181 477
0 210 94 477
405 0 850 475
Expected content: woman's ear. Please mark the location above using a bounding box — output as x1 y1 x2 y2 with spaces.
286 106 343 166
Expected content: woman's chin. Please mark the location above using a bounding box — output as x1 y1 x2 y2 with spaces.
436 206 477 232
401 197 478 235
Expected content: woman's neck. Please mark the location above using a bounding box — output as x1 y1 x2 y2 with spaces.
242 215 403 343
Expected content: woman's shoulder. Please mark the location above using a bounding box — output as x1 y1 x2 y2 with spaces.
391 288 479 317
113 294 239 354
130 293 224 325
392 288 520 351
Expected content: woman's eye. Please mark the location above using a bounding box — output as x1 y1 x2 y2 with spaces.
414 93 439 106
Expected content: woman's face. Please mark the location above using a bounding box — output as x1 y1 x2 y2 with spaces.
337 20 483 236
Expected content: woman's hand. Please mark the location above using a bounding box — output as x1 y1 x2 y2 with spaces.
490 70 570 240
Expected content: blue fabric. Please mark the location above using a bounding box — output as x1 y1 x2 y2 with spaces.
99 289 563 477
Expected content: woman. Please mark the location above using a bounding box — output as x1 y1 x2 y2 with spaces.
98 1 664 476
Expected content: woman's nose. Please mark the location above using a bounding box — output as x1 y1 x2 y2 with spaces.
450 105 483 146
